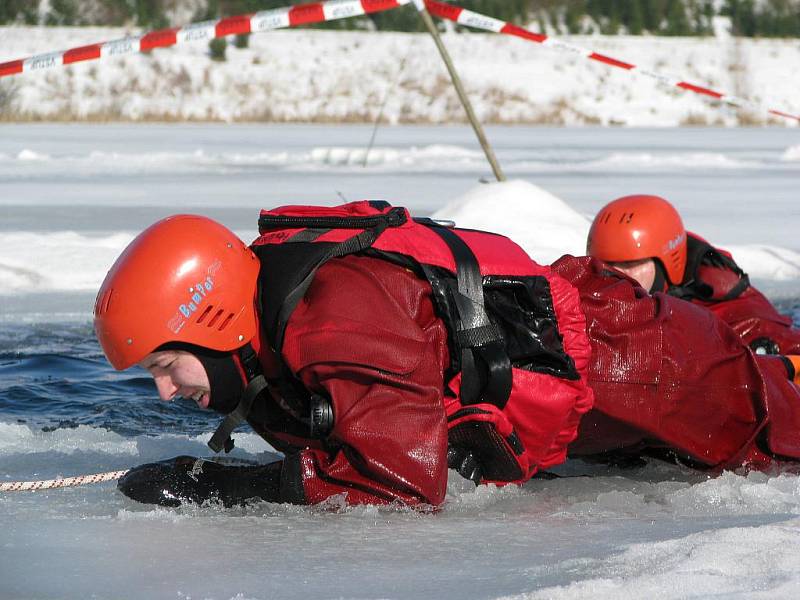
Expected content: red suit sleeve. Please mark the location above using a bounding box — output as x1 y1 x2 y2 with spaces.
695 263 800 355
277 255 450 507
552 255 800 468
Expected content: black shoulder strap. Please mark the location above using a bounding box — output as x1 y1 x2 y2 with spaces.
668 234 750 302
210 207 409 453
422 222 512 409
255 207 406 352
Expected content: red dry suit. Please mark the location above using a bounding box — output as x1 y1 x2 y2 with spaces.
229 202 592 507
553 255 800 468
666 233 800 355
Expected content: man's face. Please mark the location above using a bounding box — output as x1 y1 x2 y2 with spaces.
609 258 657 291
138 350 211 408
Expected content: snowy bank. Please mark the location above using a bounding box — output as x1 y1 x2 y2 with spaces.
2 179 797 299
434 180 800 282
433 180 590 265
1 27 798 126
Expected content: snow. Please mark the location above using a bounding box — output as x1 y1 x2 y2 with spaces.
0 124 798 307
1 26 798 126
5 421 800 599
433 180 590 264
782 145 800 162
0 123 799 599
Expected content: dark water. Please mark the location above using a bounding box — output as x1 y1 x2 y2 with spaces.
0 321 223 437
2 299 799 438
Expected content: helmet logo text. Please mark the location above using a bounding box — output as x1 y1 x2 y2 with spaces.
166 260 222 334
664 231 686 253
179 277 213 318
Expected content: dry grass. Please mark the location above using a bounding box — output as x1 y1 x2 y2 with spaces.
0 81 19 117
3 110 773 125
0 93 784 126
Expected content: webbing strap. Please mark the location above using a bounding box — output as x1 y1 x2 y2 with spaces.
273 223 390 351
669 237 751 302
285 228 330 243
208 344 268 453
208 374 269 453
426 225 512 408
720 273 750 302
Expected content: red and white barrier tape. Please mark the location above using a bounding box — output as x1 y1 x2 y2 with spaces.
1 469 129 492
0 0 411 78
0 0 796 123
424 0 799 123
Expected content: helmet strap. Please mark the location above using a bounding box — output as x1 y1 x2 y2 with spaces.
207 343 268 454
650 261 668 294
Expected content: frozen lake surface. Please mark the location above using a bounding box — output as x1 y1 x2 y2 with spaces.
2 124 800 599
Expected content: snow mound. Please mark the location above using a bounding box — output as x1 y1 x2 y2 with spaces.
594 151 757 170
16 149 50 161
725 245 800 281
517 519 800 599
307 144 486 170
781 145 800 162
433 179 590 264
0 422 136 455
0 231 134 293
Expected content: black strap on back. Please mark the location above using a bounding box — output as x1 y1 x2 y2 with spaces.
668 235 750 303
273 223 392 351
719 272 750 301
248 207 512 433
257 207 407 352
208 343 269 453
423 223 512 409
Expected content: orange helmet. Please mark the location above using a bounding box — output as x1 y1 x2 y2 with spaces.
94 215 260 370
586 194 687 284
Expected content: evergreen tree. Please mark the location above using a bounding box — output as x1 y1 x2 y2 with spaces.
0 0 38 24
209 37 227 61
565 2 584 34
2 0 798 38
722 0 757 36
625 0 645 35
694 0 715 35
604 0 622 34
46 0 78 26
643 0 669 32
136 0 169 28
664 0 690 34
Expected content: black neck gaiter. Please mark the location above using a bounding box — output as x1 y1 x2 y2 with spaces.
650 261 668 294
193 349 245 414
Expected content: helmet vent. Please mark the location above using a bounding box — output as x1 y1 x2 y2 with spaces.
95 288 114 315
206 308 225 328
218 313 235 331
196 305 214 324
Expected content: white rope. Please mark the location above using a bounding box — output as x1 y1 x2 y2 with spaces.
0 469 129 492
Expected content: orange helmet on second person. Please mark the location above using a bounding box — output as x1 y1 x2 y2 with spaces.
94 215 260 370
586 194 687 284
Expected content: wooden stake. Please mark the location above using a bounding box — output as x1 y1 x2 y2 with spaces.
414 4 506 182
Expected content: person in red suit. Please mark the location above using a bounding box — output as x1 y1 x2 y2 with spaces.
567 193 800 466
96 201 800 509
585 194 800 356
97 202 594 508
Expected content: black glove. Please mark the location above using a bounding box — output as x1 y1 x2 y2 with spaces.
118 455 283 507
447 446 482 484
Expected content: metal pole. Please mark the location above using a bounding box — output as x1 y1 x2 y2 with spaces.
413 2 506 182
